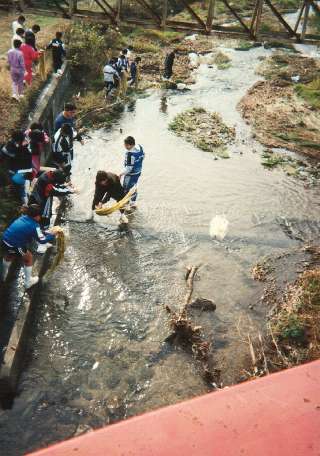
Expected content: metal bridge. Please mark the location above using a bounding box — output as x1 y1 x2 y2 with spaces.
10 1 320 43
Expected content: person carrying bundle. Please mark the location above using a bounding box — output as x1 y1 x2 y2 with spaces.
92 171 128 224
1 204 56 289
47 31 66 75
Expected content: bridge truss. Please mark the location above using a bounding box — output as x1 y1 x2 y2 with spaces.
13 0 320 43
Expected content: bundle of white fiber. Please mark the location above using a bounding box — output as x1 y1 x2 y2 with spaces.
209 215 229 241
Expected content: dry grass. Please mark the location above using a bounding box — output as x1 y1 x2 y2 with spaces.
270 268 320 364
0 13 69 142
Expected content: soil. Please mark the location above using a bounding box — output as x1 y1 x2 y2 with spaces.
238 53 320 159
249 247 320 376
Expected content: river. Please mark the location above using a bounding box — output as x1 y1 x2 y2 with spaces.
1 42 320 455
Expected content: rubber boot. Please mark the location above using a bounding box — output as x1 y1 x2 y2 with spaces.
1 259 11 282
119 213 129 224
24 266 39 289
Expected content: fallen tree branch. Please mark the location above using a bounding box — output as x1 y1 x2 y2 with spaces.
165 265 220 386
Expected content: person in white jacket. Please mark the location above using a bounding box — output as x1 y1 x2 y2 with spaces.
103 58 120 96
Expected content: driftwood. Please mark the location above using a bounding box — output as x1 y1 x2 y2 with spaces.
165 266 220 386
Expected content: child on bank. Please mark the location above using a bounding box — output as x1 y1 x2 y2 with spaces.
7 39 25 101
20 35 41 85
47 31 66 75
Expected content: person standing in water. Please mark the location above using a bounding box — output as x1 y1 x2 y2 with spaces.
119 136 145 209
163 48 176 80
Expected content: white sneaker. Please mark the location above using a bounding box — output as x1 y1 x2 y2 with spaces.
57 69 63 75
25 276 39 289
119 214 129 224
37 243 53 254
24 266 39 289
19 94 25 99
11 94 19 101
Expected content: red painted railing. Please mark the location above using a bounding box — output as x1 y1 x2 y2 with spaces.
29 361 320 456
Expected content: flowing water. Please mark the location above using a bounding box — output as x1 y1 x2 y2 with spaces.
1 44 320 455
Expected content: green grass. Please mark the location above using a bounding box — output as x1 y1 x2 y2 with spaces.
295 79 320 109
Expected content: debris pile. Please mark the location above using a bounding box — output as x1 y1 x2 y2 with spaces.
169 107 235 158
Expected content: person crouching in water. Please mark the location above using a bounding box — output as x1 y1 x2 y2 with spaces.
119 136 144 210
92 171 129 224
1 204 56 289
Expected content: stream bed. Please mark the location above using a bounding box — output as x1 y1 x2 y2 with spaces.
1 43 320 455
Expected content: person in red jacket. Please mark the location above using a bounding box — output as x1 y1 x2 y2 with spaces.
20 35 41 85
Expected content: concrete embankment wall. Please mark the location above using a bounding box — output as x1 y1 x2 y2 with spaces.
0 63 71 407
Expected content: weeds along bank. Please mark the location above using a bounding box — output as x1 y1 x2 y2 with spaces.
1 4 320 387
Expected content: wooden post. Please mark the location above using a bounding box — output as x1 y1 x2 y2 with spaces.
69 0 77 15
301 0 311 41
254 0 263 38
294 1 306 33
206 0 216 33
117 0 122 22
162 0 168 29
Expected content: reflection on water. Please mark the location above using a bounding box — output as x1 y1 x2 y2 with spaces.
1 44 320 455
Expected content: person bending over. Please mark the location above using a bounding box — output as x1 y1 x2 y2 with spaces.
29 169 74 233
1 204 56 289
92 171 128 224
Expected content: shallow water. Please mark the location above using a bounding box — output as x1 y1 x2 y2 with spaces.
1 44 320 455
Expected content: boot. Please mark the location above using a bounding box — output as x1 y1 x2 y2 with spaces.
1 259 11 282
37 242 53 254
119 213 129 224
24 266 39 289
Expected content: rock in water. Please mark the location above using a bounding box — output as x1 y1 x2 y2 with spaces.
177 83 187 91
189 298 216 311
210 215 229 241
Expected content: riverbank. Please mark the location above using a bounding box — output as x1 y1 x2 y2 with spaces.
1 9 320 455
239 51 320 159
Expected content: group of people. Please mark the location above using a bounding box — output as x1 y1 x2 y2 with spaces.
8 14 66 100
103 46 141 96
0 15 179 291
0 98 145 290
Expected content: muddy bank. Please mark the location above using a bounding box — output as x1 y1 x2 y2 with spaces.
248 245 320 377
238 52 320 159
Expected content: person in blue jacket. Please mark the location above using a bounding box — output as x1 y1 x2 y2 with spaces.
1 204 56 289
119 136 145 209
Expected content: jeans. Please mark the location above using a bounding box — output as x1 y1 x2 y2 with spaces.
123 173 141 202
11 172 27 203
